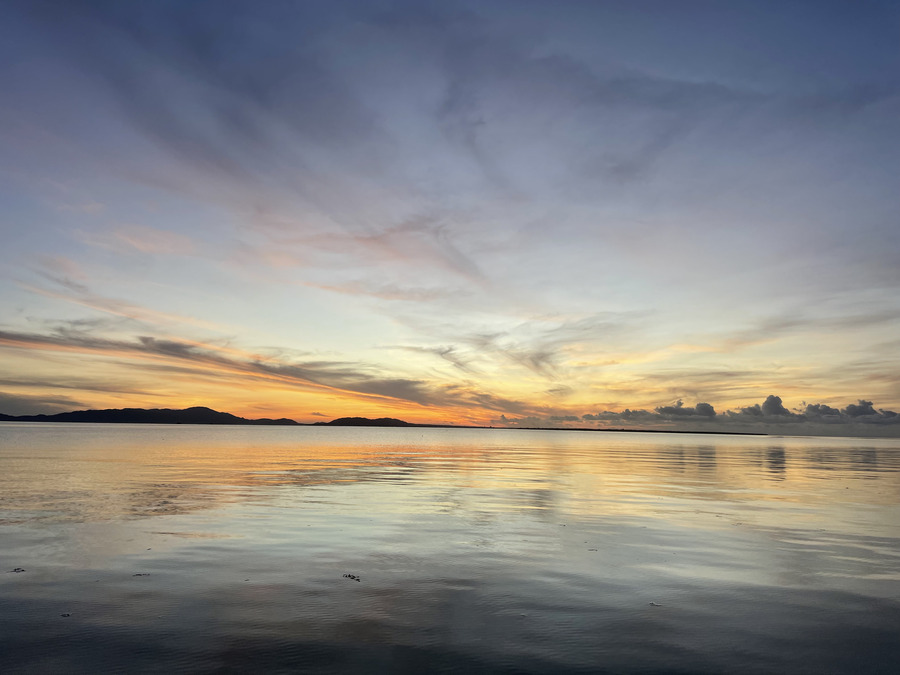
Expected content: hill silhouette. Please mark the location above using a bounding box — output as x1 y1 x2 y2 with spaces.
0 406 300 425
0 408 765 435
0 408 425 427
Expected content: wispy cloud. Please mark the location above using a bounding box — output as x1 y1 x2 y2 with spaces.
0 327 537 417
2 1 899 429
0 390 87 416
717 308 900 353
83 223 196 255
388 345 477 374
57 201 104 214
21 270 223 331
0 375 154 397
304 281 460 303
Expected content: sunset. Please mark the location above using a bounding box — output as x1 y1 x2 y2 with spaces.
2 1 898 434
1 2 899 673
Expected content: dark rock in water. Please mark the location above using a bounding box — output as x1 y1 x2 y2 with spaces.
342 573 361 582
61 613 71 617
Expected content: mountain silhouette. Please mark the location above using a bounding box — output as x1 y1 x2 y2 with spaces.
0 406 300 425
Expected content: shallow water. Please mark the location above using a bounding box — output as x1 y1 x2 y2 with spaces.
1 423 899 673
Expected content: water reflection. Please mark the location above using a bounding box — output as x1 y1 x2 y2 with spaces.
766 447 786 478
851 448 879 473
696 445 717 471
1 425 899 673
1 425 899 527
806 445 887 478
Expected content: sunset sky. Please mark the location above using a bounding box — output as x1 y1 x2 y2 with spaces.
1 1 899 434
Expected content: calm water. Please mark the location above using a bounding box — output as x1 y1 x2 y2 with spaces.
1 424 899 674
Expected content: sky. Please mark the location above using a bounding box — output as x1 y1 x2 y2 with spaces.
1 0 899 435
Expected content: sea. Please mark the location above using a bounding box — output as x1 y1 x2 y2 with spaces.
1 423 899 674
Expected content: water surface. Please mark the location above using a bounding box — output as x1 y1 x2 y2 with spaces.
1 424 899 673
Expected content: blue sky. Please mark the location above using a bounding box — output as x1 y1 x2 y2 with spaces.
1 0 899 434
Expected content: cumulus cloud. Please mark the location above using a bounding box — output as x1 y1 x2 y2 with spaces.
802 403 841 420
835 400 898 425
582 409 659 423
761 395 791 417
844 400 877 417
719 396 899 428
493 415 550 428
655 400 717 419
729 395 793 419
570 395 900 435
577 401 718 427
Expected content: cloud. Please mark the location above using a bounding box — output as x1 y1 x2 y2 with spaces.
0 391 87 416
465 391 531 416
4 1 900 432
454 333 559 377
721 311 900 353
837 400 898 425
548 415 579 423
802 403 841 420
24 0 377 188
655 400 717 419
23 272 223 331
576 395 900 434
89 224 196 255
446 312 646 380
0 328 425 404
436 43 750 195
582 409 659 423
57 200 105 214
389 345 477 373
514 389 899 437
284 218 487 289
0 327 540 417
345 220 485 284
493 411 590 427
493 415 547 428
844 400 877 417
18 0 844 268
579 400 718 425
0 375 152 397
305 281 457 303
761 394 791 416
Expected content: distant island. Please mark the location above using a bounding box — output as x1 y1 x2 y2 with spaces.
0 407 440 428
0 406 765 435
0 406 300 426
